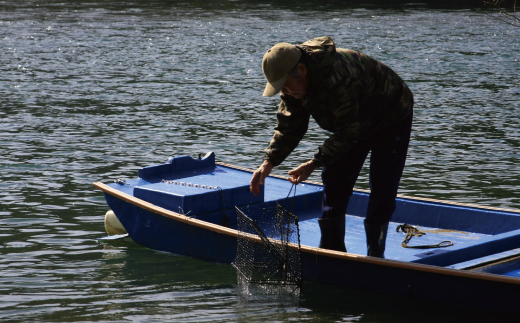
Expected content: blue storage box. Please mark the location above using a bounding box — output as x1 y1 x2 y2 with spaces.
133 153 264 215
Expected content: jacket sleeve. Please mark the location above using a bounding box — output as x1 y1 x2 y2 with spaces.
264 95 311 167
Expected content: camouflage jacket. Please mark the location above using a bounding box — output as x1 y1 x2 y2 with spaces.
264 36 414 168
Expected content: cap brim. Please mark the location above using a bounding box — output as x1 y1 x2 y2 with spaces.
262 74 288 97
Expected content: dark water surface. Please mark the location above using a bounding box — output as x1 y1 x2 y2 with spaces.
1 0 519 321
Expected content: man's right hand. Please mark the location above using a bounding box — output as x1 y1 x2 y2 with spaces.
250 160 273 196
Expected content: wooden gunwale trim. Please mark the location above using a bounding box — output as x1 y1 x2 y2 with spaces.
299 245 520 285
216 162 520 214
94 181 520 286
94 182 238 236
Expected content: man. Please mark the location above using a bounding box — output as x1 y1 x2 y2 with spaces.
249 36 414 258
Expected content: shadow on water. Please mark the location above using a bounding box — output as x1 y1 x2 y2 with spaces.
299 279 520 322
89 240 520 322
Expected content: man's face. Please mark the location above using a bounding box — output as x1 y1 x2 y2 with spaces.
281 64 308 99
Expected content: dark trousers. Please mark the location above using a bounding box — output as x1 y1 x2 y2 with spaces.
321 112 413 225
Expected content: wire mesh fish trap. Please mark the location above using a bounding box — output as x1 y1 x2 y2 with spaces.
232 203 302 296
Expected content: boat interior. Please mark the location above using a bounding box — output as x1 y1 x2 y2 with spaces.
107 153 520 278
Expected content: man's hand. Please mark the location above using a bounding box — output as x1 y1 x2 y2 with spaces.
288 160 316 184
250 160 273 196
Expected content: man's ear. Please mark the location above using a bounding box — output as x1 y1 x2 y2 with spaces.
298 63 307 77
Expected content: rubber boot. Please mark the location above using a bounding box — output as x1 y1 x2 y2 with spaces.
364 220 389 258
318 216 347 252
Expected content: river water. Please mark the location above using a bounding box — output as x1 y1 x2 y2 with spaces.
1 0 519 322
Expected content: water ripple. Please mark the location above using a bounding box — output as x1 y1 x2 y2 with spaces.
0 1 519 322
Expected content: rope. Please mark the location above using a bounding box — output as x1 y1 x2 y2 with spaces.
396 224 453 249
218 187 231 227
282 183 297 214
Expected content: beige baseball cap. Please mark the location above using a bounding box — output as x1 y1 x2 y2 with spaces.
262 42 302 97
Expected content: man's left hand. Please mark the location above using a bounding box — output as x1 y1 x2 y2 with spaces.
288 160 316 184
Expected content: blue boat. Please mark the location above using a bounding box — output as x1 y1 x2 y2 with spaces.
94 152 520 314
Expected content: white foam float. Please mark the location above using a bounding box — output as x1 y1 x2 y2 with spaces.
104 210 127 235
